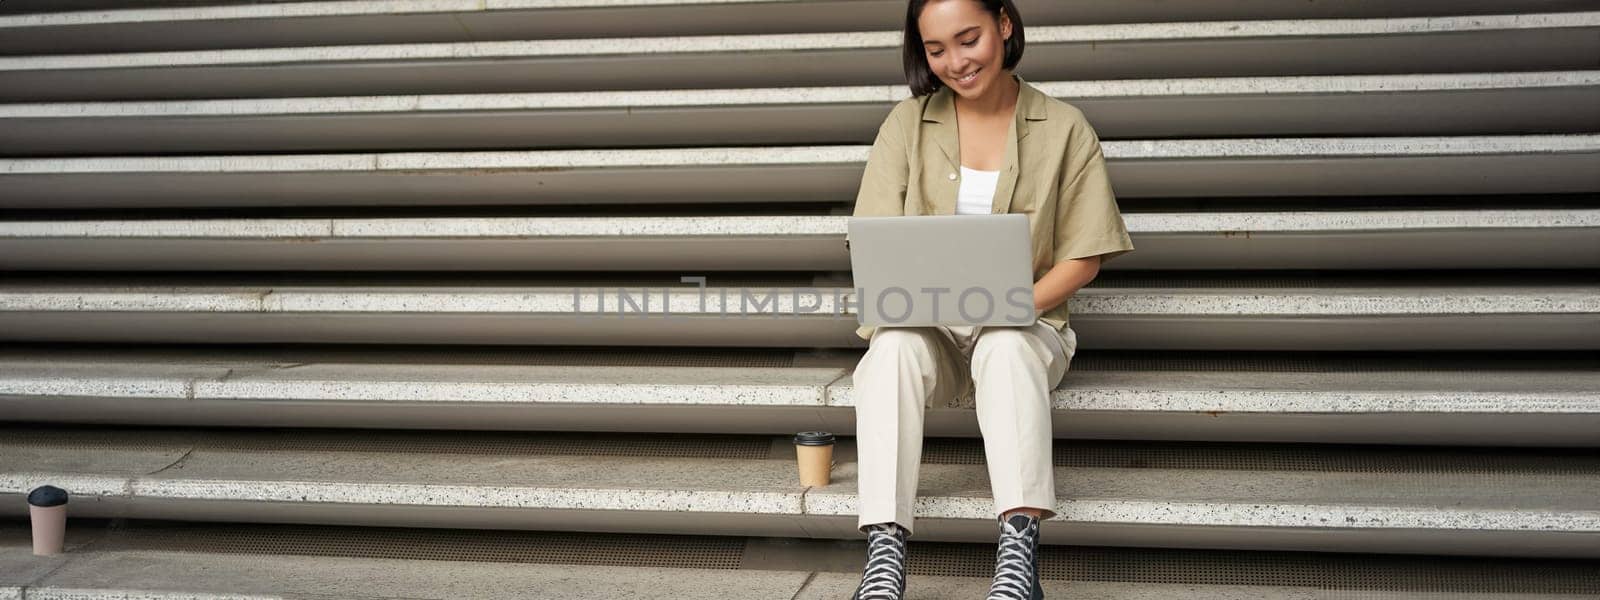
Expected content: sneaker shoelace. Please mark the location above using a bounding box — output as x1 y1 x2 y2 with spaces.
986 516 1039 600
853 523 907 600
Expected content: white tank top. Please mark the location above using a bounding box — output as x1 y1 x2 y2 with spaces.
955 165 1001 215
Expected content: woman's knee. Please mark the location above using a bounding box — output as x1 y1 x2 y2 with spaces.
867 327 939 354
858 328 941 377
973 328 1036 357
971 328 1046 370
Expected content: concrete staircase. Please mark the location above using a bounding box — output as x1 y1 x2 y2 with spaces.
1 1 1597 597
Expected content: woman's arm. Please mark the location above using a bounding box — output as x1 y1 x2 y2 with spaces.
1033 254 1101 313
1036 115 1130 314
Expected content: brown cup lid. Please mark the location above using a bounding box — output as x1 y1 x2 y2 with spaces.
793 431 835 446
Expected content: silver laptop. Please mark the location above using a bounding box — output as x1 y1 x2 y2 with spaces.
848 214 1036 327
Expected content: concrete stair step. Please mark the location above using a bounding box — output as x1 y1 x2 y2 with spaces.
0 0 1590 593
7 519 1596 599
5 73 1597 155
0 348 1595 445
0 272 1594 349
3 209 1596 271
8 0 1591 55
4 135 1596 208
3 13 1595 101
1 426 1597 556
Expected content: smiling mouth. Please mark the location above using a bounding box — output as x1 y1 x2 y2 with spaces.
954 68 981 84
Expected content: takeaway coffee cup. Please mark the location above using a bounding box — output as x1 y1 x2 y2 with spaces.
28 485 68 556
793 431 836 487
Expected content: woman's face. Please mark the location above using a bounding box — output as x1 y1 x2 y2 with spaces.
916 0 1012 99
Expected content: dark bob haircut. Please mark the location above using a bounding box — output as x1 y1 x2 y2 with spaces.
902 0 1025 97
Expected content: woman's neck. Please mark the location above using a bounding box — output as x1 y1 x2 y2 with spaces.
953 71 1020 118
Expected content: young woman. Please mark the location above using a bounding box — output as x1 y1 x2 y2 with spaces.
849 1 1135 598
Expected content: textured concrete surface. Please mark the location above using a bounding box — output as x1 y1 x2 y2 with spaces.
0 282 1594 350
797 574 1315 599
5 136 1594 206
131 456 803 515
0 550 59 598
2 429 1596 543
0 215 846 238
3 358 1596 413
0 0 499 27
1037 71 1600 97
805 463 1600 530
1 13 1592 72
0 543 1389 600
3 546 1591 599
5 210 1597 238
2 518 1593 598
206 364 846 407
6 136 1596 174
3 358 1597 444
3 0 1576 29
0 84 909 117
2 284 1594 316
1123 209 1600 232
0 288 834 314
5 547 814 599
3 210 1595 272
0 360 844 405
2 0 1584 30
6 73 1592 157
4 72 1592 119
1 146 862 173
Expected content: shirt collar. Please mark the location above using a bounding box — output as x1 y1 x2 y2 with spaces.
920 72 1048 215
922 72 1048 170
922 72 1048 125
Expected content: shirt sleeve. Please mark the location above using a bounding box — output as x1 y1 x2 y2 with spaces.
1053 119 1134 265
851 104 913 343
852 102 912 218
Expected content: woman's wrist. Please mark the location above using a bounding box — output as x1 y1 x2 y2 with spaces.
1033 289 1073 313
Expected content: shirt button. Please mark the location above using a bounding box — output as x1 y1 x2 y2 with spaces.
948 172 958 181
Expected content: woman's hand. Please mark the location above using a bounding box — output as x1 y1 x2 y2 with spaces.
1033 255 1102 313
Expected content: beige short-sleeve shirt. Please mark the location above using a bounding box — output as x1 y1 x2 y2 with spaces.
851 73 1135 341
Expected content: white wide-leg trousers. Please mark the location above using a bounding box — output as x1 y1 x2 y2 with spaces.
853 323 1076 534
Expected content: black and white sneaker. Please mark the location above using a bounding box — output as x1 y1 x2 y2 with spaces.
986 514 1043 600
851 522 908 600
